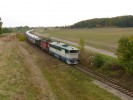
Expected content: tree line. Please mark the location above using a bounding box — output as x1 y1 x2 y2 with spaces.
0 17 31 34
0 17 2 34
1 26 30 34
70 15 133 28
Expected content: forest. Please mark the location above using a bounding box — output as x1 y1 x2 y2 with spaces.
70 15 133 28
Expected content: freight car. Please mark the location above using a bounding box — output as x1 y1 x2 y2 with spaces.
26 30 41 45
25 29 79 64
40 40 49 51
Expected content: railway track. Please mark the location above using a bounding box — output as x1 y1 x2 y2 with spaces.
25 40 133 99
73 65 133 98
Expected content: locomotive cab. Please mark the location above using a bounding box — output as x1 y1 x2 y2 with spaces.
65 50 79 64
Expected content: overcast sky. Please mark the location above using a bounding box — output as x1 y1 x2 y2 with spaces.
0 0 132 27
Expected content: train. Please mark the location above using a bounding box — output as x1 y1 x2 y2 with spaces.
25 29 79 64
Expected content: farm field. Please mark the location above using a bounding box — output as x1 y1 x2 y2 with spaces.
36 27 133 53
0 34 121 100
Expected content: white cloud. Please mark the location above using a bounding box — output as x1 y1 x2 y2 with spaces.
0 0 133 27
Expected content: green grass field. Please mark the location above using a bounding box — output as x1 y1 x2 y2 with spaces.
36 27 133 53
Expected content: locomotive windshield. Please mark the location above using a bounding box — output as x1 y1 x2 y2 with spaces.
69 50 79 53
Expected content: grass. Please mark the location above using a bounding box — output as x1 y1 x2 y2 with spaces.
42 66 121 100
36 27 133 53
24 42 121 100
0 33 12 37
0 44 23 99
0 36 42 100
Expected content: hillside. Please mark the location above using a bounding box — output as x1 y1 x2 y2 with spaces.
70 15 133 28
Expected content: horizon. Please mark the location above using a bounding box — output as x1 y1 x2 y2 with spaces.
0 0 132 27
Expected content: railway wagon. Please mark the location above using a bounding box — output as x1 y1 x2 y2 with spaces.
40 40 49 51
26 30 41 45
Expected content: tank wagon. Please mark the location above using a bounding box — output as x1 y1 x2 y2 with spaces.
25 29 79 64
25 30 41 45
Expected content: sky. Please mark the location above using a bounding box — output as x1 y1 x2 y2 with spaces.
0 0 133 27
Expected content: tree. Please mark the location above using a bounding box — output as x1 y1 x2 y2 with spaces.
2 28 12 33
0 17 2 34
116 35 133 73
79 38 85 52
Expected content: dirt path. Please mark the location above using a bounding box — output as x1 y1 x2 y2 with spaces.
34 33 117 58
19 45 56 100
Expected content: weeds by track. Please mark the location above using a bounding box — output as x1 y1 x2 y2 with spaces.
73 65 133 98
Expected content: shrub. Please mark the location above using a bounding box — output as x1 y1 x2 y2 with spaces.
102 60 122 71
79 38 85 52
92 54 105 67
78 50 94 68
116 35 133 74
0 18 2 35
16 33 26 41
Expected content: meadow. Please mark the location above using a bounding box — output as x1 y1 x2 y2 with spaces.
0 35 38 99
37 27 133 53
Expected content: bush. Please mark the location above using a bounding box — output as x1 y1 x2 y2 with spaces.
78 50 94 68
16 33 26 41
116 35 133 74
102 60 122 71
79 38 85 52
92 54 105 67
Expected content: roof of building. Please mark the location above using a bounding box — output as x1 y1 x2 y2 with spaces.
49 42 79 51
